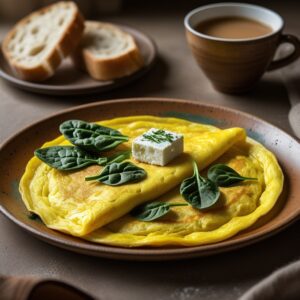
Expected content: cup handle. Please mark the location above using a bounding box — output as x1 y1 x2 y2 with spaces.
267 34 300 71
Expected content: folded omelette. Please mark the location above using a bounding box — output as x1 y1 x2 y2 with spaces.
19 116 283 247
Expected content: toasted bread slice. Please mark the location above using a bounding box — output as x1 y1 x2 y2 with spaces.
2 1 84 82
72 21 144 81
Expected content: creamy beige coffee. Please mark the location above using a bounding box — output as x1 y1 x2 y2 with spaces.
195 16 272 39
185 4 300 93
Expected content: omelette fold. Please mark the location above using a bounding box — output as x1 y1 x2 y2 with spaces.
19 116 283 247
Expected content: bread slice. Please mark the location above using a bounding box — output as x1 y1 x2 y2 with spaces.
2 1 84 82
72 21 144 81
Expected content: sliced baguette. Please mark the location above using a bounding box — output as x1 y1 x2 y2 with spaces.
72 21 144 81
2 1 84 82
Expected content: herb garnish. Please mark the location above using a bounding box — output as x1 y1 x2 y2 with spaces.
208 164 257 187
142 129 175 144
131 201 188 221
85 161 147 186
59 120 128 153
180 161 220 210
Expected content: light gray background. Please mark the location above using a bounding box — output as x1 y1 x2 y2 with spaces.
1 1 300 299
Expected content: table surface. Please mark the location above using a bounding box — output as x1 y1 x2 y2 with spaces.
1 1 300 299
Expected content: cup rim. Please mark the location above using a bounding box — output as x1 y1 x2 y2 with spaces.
184 2 284 42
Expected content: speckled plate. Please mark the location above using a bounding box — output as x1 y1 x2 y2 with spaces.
0 98 299 261
0 25 156 95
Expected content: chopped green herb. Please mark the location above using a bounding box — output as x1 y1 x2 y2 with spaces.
142 129 175 144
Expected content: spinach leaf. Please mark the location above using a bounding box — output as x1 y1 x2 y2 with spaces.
85 161 147 186
59 120 128 153
180 161 220 210
35 146 107 171
131 201 188 221
106 150 131 164
208 164 257 187
28 212 41 221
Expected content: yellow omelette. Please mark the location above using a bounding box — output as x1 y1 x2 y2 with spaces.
86 137 283 247
19 116 283 247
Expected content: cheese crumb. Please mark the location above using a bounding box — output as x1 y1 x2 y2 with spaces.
132 128 183 166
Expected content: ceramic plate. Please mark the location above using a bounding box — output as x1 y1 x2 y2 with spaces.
0 98 299 261
0 25 156 95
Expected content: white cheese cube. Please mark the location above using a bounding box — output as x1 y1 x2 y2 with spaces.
132 128 184 166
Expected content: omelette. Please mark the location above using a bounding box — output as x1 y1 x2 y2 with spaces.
19 116 283 247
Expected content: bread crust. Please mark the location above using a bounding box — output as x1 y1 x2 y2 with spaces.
2 1 85 82
72 22 144 81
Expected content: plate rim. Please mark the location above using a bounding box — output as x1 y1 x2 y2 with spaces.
1 97 300 260
0 24 157 95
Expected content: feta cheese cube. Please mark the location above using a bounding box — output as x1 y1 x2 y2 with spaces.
132 128 183 166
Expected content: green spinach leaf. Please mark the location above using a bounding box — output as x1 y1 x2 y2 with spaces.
85 161 147 186
208 164 257 187
131 201 188 221
59 120 128 153
180 161 220 210
35 146 107 171
106 150 131 164
28 212 41 221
